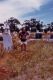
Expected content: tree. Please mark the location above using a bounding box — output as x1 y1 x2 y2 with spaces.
51 22 53 28
23 18 44 32
23 20 31 31
7 17 20 33
0 23 4 33
8 17 20 24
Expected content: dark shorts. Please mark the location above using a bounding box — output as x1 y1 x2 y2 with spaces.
0 37 3 41
21 39 27 42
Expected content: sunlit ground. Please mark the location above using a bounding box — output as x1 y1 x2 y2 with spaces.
0 40 53 80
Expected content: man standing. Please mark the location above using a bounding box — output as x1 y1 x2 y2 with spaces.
19 27 29 51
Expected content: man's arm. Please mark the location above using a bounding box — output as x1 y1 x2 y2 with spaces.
26 31 30 39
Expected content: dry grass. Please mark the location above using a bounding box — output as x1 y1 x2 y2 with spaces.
0 40 53 80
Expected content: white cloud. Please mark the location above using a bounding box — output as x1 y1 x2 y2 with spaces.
0 0 50 22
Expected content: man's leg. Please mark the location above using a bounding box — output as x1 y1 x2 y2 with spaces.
20 41 27 51
23 43 26 51
21 43 26 51
20 41 24 51
23 41 27 51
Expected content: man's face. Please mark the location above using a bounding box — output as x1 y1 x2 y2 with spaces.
22 28 26 32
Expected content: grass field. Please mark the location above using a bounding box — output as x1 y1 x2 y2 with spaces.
0 40 53 80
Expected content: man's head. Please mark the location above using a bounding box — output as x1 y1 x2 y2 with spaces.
22 27 26 32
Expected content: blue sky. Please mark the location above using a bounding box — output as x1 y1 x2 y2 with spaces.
22 0 53 24
0 0 53 24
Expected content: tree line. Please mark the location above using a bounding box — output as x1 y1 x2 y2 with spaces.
0 17 53 33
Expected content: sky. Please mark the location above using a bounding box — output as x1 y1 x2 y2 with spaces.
0 0 53 24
